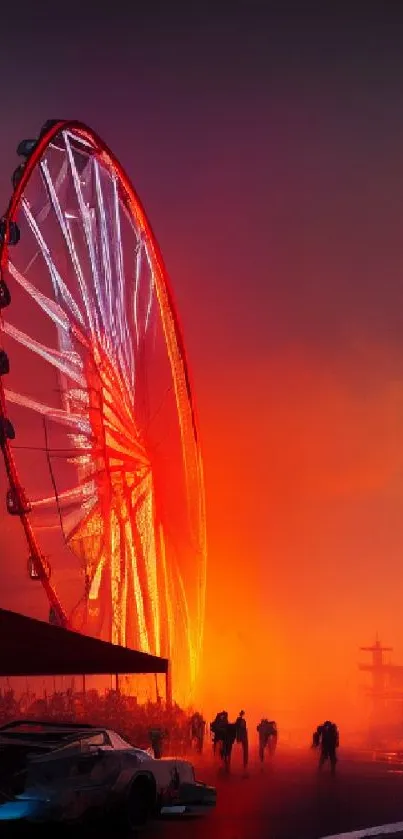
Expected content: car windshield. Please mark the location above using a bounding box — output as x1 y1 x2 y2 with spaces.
107 731 133 750
83 733 108 747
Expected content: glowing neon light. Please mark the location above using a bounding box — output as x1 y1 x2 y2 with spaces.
0 121 207 703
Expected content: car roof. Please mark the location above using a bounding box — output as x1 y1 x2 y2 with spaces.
0 720 155 758
0 720 97 733
0 720 107 747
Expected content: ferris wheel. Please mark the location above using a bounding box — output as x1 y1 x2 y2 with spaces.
0 120 207 700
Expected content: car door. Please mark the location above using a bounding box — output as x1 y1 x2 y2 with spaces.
67 733 119 817
34 733 116 821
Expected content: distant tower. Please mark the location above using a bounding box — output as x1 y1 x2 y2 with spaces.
359 637 393 716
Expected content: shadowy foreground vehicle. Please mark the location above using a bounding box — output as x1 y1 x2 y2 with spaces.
0 721 216 832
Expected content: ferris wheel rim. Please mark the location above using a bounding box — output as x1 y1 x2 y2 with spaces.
0 119 207 665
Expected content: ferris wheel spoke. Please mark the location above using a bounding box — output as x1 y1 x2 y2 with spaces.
98 362 136 427
126 519 150 651
101 388 139 440
8 261 70 333
143 243 154 333
112 176 133 383
104 429 148 464
37 157 69 227
172 559 196 683
21 198 85 329
104 419 146 462
157 524 174 658
64 132 105 339
133 242 142 347
88 553 108 602
99 389 142 443
93 168 136 395
31 480 97 509
133 241 154 345
98 338 133 424
39 157 97 332
111 175 127 345
116 345 133 410
71 539 104 581
68 509 103 553
5 388 91 433
135 488 159 650
93 377 137 446
37 497 98 538
93 159 114 340
64 129 94 150
2 322 87 388
136 487 160 654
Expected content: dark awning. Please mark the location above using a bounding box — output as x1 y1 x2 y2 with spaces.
0 608 168 676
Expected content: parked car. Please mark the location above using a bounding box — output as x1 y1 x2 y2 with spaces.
0 720 216 829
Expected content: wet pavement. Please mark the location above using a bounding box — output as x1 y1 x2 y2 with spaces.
147 747 403 839
5 748 403 839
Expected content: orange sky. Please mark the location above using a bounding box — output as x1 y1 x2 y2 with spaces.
195 342 403 733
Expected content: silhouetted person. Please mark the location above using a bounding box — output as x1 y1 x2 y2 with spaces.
257 718 270 762
312 728 320 749
221 722 237 772
190 711 205 753
257 719 278 762
149 726 167 759
316 720 339 774
256 717 278 763
267 720 278 756
211 711 228 755
236 710 248 769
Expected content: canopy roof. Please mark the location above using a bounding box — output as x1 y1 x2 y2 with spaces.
0 608 168 676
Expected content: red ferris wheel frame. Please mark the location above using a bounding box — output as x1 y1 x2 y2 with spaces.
0 119 202 636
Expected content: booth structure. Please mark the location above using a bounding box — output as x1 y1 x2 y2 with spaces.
0 607 170 702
